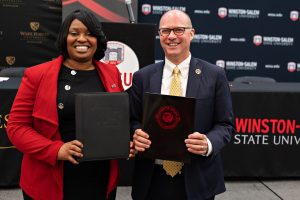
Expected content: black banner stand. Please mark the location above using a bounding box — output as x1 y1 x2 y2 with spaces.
102 22 156 186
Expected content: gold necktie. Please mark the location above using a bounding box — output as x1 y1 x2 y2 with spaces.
163 65 184 177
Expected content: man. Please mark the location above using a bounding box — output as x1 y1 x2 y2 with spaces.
129 10 235 200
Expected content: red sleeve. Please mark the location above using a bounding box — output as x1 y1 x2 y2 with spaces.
6 68 63 167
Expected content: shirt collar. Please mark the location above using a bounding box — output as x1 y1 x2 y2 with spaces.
163 54 191 79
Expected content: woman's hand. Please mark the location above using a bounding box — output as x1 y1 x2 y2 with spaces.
133 129 151 152
57 140 83 164
128 141 137 159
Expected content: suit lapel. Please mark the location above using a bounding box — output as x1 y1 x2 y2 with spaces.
149 62 164 93
186 57 202 98
33 56 63 126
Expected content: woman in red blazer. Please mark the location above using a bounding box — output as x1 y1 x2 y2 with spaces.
7 10 131 200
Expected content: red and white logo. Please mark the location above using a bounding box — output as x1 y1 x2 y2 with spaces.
253 35 262 46
142 4 151 15
216 60 225 68
287 62 296 72
102 41 139 90
155 106 181 130
290 11 299 21
218 7 227 18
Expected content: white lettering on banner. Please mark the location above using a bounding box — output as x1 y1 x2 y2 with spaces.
262 36 294 46
194 10 210 14
265 65 280 69
225 61 257 70
152 5 186 14
225 8 260 18
230 38 246 42
192 34 222 44
267 13 283 17
234 134 269 145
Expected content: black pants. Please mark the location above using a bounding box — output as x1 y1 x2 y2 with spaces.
145 165 215 200
22 191 32 200
146 164 187 200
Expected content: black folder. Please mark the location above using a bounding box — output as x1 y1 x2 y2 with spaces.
141 93 195 163
75 92 130 162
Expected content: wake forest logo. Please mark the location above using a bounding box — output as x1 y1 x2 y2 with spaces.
5 56 16 65
0 0 24 8
20 21 49 44
30 22 40 32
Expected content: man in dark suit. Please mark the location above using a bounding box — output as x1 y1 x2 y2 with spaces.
129 10 235 200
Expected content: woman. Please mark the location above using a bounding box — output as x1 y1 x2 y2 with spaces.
7 10 131 200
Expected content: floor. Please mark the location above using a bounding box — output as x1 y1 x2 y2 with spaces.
1 180 300 200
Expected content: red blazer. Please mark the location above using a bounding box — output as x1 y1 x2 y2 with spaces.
7 56 124 200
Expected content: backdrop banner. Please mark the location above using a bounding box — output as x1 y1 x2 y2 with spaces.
62 0 138 22
0 0 61 69
138 0 300 82
0 78 22 186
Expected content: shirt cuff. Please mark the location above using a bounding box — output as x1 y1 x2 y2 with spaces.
205 138 213 156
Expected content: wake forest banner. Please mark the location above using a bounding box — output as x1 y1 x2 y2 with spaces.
138 0 300 82
0 0 61 69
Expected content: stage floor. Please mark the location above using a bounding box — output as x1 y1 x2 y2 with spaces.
1 179 300 200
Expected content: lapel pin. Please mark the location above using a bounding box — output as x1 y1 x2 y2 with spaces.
111 84 117 88
195 69 201 75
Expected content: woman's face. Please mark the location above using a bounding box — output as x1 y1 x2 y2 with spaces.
66 19 97 63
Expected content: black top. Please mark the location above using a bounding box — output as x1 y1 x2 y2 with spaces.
57 64 110 200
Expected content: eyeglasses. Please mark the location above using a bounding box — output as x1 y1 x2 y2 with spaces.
158 27 193 36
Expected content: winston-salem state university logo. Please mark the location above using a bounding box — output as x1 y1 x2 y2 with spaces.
287 62 296 72
142 4 151 15
103 42 124 65
155 106 181 130
218 7 227 18
216 60 225 68
30 22 40 31
5 56 16 65
253 35 262 46
290 11 299 21
102 41 139 90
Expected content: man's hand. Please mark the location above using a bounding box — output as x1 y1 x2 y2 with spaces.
57 140 83 164
185 132 208 156
132 129 151 152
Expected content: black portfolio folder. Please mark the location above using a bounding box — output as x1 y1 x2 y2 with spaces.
75 92 130 162
141 93 195 163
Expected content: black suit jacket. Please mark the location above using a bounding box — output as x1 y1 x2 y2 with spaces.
129 57 235 200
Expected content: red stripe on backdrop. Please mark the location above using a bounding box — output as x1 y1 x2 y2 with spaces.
63 0 128 22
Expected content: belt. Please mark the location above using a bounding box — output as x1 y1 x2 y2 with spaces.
154 159 164 165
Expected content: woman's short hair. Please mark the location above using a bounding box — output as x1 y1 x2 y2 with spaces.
56 9 107 60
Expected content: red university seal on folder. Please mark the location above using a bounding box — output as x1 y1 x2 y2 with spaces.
141 93 195 163
155 106 181 130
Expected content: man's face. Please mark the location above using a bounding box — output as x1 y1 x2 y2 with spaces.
159 11 195 64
